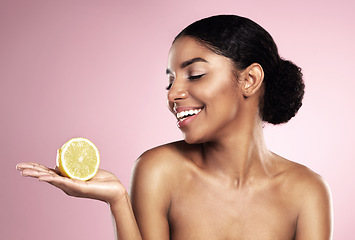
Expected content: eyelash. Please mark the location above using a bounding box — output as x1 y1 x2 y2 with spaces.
188 74 205 80
166 74 205 90
166 83 173 90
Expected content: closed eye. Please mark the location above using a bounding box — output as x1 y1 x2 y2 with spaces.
166 74 205 90
166 75 174 90
166 83 173 90
188 74 205 80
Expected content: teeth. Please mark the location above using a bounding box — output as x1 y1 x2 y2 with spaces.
177 108 202 120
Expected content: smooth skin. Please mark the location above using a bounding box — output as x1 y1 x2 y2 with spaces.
17 36 333 240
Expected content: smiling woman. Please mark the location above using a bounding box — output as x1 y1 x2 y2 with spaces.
16 15 333 240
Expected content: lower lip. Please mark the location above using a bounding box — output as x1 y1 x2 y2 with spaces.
177 111 201 128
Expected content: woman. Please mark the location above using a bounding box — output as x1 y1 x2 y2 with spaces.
16 15 333 239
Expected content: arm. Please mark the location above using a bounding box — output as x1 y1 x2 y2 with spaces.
16 163 142 240
294 175 333 240
130 149 173 240
110 192 142 240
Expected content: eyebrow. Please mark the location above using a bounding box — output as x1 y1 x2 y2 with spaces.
166 57 208 75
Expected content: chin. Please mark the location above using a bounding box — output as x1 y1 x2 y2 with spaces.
183 134 206 145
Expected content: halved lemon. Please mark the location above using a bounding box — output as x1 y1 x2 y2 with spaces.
56 137 100 181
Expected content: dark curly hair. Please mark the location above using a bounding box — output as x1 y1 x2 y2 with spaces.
174 15 305 124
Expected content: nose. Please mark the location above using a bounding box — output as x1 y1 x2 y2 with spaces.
167 79 189 103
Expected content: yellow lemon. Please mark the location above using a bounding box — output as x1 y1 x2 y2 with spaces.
56 138 100 181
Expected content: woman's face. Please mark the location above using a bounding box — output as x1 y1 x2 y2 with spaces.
166 36 245 144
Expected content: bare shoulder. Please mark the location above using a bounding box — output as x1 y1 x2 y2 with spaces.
131 140 198 194
277 158 333 239
281 160 331 201
133 140 195 174
130 142 198 238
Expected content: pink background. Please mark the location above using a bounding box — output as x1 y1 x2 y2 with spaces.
1 0 354 239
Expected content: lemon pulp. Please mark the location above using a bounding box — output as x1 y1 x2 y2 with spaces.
57 138 100 181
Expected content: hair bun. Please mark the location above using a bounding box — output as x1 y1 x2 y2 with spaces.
262 59 305 124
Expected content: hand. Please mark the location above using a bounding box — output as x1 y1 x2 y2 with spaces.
16 162 127 204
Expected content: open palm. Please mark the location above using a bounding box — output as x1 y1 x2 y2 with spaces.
16 163 126 204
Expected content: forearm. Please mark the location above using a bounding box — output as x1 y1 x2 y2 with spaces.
110 192 142 240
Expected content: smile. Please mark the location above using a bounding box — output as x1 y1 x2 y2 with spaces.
176 108 202 122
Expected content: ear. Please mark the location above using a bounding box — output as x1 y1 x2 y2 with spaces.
241 63 264 98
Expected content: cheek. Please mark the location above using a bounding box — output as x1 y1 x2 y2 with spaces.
200 78 238 102
191 79 223 100
203 81 241 120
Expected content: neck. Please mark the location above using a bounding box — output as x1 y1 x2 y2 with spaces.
201 119 272 187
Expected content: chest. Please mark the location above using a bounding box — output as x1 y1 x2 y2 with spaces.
168 175 298 240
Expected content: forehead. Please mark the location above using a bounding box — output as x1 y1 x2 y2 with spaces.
167 36 232 70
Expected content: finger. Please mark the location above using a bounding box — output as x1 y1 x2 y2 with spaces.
17 162 40 169
39 174 90 198
37 174 74 194
17 162 56 175
20 168 57 179
16 162 51 171
38 174 72 189
38 174 67 185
